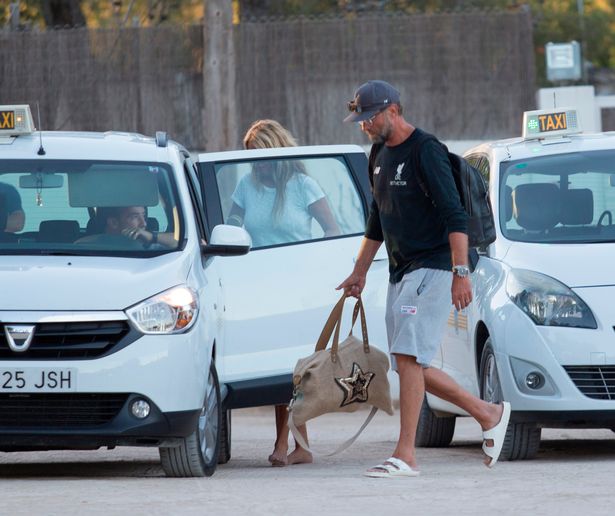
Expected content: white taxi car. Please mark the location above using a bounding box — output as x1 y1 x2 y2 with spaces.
0 105 389 476
419 108 615 460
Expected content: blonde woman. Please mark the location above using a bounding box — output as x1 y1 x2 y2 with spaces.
229 120 339 466
228 119 339 249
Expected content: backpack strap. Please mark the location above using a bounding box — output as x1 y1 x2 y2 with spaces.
411 130 444 206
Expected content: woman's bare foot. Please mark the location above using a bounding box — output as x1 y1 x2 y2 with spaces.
287 447 313 465
268 448 288 467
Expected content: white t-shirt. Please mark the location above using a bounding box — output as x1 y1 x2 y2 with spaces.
231 173 325 247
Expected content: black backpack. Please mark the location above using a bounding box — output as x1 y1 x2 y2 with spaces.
367 132 496 249
413 133 496 249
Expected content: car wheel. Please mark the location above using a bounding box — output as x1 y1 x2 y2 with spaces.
479 339 541 461
218 408 231 464
416 396 456 447
159 361 222 477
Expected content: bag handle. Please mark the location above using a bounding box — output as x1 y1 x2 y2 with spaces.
314 295 346 352
288 406 378 457
350 297 370 354
314 295 369 362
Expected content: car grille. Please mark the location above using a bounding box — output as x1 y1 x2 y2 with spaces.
564 365 615 400
0 321 135 360
0 393 128 427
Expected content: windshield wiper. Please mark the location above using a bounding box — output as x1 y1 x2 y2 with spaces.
38 250 89 256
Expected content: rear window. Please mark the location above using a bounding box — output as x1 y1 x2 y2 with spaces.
0 160 184 256
500 150 615 243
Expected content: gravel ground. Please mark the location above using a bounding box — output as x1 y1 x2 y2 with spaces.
1 407 614 516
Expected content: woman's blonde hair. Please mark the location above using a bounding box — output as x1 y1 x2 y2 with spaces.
243 119 298 150
243 119 305 221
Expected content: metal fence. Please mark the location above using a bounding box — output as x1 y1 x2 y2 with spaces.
0 8 535 150
235 9 536 147
0 25 204 149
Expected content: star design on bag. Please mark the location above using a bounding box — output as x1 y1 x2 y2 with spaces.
335 362 375 407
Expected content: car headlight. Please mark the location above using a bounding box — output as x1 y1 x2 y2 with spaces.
126 286 199 334
506 269 597 329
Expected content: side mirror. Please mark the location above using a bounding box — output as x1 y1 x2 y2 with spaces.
201 224 251 256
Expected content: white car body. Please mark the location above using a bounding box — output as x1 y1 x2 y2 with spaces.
0 110 389 475
425 109 615 459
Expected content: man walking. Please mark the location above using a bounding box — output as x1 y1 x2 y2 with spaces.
337 80 510 478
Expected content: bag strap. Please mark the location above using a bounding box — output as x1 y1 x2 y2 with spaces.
288 406 378 457
350 298 370 355
314 296 370 362
314 295 346 352
412 130 441 203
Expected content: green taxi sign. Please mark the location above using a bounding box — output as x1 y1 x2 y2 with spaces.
522 108 581 140
0 105 35 136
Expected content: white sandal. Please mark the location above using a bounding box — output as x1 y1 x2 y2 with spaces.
364 456 420 478
482 401 511 468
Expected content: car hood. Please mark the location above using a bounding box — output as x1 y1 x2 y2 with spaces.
0 253 191 311
503 242 615 288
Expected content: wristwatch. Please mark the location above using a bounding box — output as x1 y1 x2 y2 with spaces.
452 265 470 278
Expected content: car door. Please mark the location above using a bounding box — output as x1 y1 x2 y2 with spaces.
196 145 390 396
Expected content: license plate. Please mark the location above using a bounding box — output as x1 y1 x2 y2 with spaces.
0 368 76 392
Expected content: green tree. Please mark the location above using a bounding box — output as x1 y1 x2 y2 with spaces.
1 0 205 28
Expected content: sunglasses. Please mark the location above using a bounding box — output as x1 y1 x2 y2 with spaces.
347 100 388 126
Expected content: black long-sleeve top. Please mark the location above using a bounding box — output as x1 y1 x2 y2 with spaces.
364 128 468 283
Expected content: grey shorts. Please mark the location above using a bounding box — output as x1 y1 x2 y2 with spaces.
385 268 452 371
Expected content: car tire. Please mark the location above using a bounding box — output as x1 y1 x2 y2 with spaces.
479 339 541 461
159 361 222 477
218 408 231 464
416 396 456 447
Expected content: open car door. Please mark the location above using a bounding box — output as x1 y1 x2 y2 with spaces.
197 145 391 408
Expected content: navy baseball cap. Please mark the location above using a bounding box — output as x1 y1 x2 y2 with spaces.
344 80 401 123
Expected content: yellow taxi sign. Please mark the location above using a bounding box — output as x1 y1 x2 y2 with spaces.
522 108 581 140
0 105 35 135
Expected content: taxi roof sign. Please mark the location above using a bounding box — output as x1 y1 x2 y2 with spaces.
522 108 581 140
0 105 35 136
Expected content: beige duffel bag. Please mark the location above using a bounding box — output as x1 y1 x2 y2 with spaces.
288 295 394 454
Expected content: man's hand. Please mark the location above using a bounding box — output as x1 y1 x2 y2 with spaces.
336 272 366 298
122 227 151 243
452 275 472 311
336 237 381 298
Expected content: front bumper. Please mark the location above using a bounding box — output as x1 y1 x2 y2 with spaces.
491 299 615 423
0 393 200 450
0 330 211 413
511 410 615 428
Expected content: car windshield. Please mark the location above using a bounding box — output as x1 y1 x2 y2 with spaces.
0 160 183 256
500 150 615 244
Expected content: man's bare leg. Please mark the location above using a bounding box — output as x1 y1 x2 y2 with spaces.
423 366 505 464
368 354 424 472
268 404 289 466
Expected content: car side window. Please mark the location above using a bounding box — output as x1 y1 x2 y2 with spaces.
214 156 365 249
